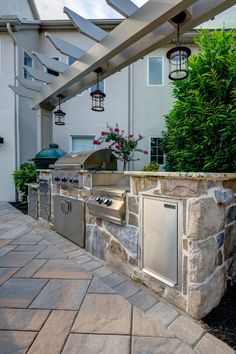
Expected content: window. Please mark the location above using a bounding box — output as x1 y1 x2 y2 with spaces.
46 57 59 76
148 57 163 85
70 135 95 153
90 80 105 93
23 52 33 80
150 137 164 165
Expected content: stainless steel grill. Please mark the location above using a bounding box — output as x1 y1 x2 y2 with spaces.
52 149 117 188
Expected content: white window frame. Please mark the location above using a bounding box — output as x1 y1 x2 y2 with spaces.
149 136 165 166
69 134 96 153
147 56 164 86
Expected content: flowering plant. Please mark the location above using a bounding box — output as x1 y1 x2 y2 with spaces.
93 123 148 170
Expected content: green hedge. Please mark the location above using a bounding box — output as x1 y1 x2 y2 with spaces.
163 30 236 172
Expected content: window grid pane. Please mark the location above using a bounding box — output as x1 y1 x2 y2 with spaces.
150 137 164 165
148 57 163 85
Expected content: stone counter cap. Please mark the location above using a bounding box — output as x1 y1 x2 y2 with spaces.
125 171 236 180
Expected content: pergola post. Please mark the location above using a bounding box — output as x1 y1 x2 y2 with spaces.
36 105 53 151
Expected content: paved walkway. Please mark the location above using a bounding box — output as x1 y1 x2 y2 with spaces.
0 203 234 354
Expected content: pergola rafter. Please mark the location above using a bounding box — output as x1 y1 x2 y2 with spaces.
8 0 235 109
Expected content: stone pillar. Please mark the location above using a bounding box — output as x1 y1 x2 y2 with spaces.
36 105 53 151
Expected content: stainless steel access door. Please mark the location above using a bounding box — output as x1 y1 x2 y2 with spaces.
142 195 182 287
54 195 85 248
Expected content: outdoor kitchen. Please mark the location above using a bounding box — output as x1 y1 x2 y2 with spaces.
27 148 236 320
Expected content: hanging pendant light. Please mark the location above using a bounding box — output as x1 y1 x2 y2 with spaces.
166 12 191 81
54 94 66 126
90 67 106 112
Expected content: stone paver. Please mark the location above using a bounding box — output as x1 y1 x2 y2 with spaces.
0 251 38 267
14 245 47 252
102 272 126 288
113 280 140 299
0 278 47 308
147 301 179 327
88 277 115 294
132 306 173 337
194 333 235 354
0 331 37 354
131 336 188 354
0 239 11 247
33 259 92 279
30 279 90 310
27 310 76 354
82 260 103 271
62 334 130 354
0 203 233 354
36 245 67 259
0 245 16 258
72 294 132 334
0 308 50 330
14 259 48 278
0 267 20 285
129 289 158 312
168 315 205 346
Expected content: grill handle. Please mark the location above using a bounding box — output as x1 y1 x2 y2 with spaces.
61 200 71 214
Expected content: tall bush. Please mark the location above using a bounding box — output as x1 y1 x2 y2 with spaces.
163 30 236 172
12 163 36 202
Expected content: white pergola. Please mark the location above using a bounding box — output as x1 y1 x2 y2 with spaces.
8 0 235 150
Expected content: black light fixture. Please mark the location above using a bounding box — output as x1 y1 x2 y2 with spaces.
0 137 4 144
166 12 191 81
90 67 106 112
54 94 66 126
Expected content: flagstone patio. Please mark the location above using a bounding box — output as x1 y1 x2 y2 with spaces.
0 203 234 354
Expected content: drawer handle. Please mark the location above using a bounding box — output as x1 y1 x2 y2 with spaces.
164 203 176 209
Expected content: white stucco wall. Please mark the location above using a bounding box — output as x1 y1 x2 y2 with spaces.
0 34 17 201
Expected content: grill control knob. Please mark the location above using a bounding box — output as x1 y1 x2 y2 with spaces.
54 176 60 182
61 177 67 183
103 198 112 206
95 197 103 204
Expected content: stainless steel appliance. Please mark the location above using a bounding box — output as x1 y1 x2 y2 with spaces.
54 195 85 247
87 186 128 225
141 194 183 289
52 149 117 188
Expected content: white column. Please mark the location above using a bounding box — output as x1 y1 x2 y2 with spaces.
36 105 53 151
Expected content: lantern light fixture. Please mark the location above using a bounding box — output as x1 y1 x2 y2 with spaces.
166 12 191 81
54 94 66 126
90 67 106 112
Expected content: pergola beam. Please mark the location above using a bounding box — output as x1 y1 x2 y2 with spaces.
30 0 199 108
45 32 85 59
30 0 235 109
105 0 138 17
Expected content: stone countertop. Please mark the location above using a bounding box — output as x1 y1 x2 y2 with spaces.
124 171 236 180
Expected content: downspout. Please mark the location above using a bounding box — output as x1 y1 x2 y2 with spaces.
7 23 20 200
128 63 134 170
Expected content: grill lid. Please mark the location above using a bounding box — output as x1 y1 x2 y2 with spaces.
53 148 117 170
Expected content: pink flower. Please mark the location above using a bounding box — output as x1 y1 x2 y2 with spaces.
101 131 108 136
143 150 148 155
109 127 113 131
115 144 121 149
93 139 98 145
114 127 120 132
128 134 134 138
